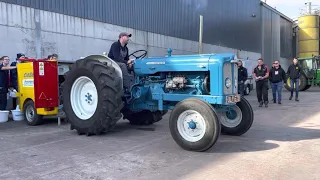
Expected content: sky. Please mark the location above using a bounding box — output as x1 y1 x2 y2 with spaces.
264 0 319 20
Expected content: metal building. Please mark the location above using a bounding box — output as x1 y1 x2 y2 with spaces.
0 0 293 69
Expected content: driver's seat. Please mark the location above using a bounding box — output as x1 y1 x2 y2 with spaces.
115 62 135 92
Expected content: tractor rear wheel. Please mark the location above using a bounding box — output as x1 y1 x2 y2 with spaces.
285 75 307 91
169 98 221 152
123 110 168 125
62 59 124 136
218 96 254 136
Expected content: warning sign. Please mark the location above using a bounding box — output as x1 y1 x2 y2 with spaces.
39 62 44 76
39 92 47 100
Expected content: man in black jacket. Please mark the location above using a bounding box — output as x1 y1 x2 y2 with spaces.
108 32 133 66
287 58 301 101
269 60 286 104
108 32 134 90
253 58 270 107
0 56 17 110
237 60 248 96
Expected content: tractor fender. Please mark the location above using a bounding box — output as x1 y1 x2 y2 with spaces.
83 55 123 82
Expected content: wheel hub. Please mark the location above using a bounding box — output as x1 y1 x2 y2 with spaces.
226 109 237 120
177 110 206 142
85 93 94 104
188 120 197 129
219 105 242 128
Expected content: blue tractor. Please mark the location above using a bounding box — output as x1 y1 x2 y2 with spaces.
62 49 254 152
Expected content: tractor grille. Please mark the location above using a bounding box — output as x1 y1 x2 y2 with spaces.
223 62 238 94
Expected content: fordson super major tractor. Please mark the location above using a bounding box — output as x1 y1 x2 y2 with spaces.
62 49 254 152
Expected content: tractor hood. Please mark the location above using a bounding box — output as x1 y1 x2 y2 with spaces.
133 53 235 76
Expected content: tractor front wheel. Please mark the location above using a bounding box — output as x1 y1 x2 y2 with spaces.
169 98 221 152
62 59 124 136
23 100 43 126
218 96 254 136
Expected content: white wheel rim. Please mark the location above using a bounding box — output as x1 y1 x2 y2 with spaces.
219 105 242 128
70 76 98 120
177 110 206 142
26 105 35 122
246 87 249 94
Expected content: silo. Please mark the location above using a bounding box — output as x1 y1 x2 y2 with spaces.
298 15 320 58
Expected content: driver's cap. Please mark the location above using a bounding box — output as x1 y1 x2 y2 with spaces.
119 32 132 38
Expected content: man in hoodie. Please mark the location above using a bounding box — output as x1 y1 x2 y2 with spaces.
237 60 248 96
269 60 286 104
287 58 301 101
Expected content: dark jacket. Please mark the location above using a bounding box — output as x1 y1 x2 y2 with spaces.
108 40 129 64
253 64 269 81
10 62 18 90
269 65 286 83
0 64 9 94
238 66 248 82
287 63 301 80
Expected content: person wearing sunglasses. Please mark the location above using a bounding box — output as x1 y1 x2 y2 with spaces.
269 60 286 104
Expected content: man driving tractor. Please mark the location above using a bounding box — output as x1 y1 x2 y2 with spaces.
108 32 134 69
108 32 135 90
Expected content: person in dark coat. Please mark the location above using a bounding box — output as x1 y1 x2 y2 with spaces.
0 56 17 110
9 53 25 109
269 60 286 104
237 60 248 96
287 58 301 101
253 58 270 107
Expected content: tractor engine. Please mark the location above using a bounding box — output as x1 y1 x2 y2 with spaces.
165 76 187 90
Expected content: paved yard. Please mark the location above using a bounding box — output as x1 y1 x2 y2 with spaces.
0 88 320 180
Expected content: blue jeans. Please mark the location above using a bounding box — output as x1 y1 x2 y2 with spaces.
271 82 283 102
238 81 244 96
290 79 299 97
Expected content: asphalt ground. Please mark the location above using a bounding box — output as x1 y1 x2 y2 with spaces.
0 87 319 180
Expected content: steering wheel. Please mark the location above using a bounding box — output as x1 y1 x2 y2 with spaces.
129 50 147 59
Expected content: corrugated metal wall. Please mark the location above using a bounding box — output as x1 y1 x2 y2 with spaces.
0 0 262 53
280 17 293 59
261 4 293 69
261 5 279 66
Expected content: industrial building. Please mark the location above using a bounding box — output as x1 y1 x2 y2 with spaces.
0 0 294 70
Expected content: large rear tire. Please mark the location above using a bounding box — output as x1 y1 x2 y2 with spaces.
285 75 307 91
218 96 254 136
169 98 221 152
62 59 124 136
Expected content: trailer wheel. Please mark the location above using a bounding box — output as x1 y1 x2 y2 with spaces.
63 59 124 136
219 96 254 136
123 110 168 125
169 98 220 152
23 100 43 126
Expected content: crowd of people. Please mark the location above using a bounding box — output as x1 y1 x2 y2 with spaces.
251 57 301 107
0 53 58 110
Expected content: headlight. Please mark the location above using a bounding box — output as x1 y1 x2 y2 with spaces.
225 77 231 88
